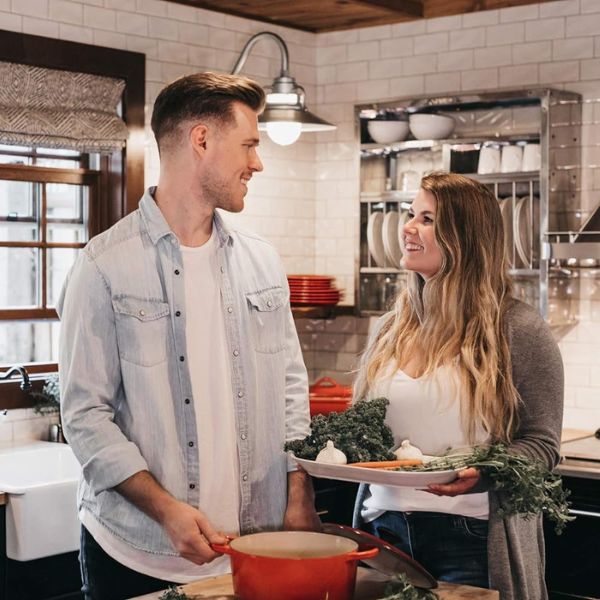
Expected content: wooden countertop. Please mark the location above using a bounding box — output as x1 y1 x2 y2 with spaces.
561 428 594 443
132 569 499 599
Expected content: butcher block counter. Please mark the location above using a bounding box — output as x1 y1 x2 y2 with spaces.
132 568 499 599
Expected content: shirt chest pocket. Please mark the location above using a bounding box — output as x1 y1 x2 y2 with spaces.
245 287 287 354
112 296 170 367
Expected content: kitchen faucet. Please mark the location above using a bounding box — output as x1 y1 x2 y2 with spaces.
0 365 32 391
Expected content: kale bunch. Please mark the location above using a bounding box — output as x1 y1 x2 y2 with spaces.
158 587 190 600
285 397 395 463
377 573 438 600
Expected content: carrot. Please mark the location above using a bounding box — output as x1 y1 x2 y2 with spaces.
347 459 423 469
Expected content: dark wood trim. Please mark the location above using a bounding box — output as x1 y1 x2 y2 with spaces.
0 163 99 184
0 309 58 319
0 28 145 218
0 242 86 249
0 378 47 410
354 0 424 17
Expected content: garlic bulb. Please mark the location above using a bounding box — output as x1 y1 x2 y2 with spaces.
315 440 347 464
394 440 423 461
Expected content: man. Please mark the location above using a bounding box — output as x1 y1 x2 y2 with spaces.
58 72 320 600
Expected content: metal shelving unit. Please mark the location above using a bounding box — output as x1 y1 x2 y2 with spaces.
355 88 583 323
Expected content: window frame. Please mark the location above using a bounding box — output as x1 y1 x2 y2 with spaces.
0 29 145 408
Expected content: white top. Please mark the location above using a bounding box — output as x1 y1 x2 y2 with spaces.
83 229 240 583
362 364 490 522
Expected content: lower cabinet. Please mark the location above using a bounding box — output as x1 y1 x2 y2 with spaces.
1 505 83 600
313 478 359 526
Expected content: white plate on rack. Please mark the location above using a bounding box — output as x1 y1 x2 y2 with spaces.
367 212 386 267
294 456 459 488
514 196 539 268
397 210 409 258
500 198 515 268
382 211 401 268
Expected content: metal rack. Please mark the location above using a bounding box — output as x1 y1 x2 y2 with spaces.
355 88 585 324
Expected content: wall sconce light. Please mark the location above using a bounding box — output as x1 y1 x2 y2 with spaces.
231 31 336 146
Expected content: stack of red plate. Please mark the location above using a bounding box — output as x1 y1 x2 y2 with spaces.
288 275 344 306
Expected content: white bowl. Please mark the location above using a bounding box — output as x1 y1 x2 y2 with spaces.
409 114 455 140
367 120 409 144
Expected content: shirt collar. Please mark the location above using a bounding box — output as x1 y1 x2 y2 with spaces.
139 187 233 248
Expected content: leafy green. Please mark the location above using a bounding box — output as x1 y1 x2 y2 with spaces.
402 443 574 535
158 586 190 600
31 373 60 415
285 397 395 463
377 573 438 600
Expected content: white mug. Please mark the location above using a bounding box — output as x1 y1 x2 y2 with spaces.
522 143 541 172
477 145 501 174
501 144 523 173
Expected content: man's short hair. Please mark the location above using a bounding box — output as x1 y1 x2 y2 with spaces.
151 71 266 150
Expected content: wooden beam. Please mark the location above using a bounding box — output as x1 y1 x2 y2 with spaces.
352 0 424 17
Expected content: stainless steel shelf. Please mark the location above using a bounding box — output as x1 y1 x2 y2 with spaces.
360 267 402 274
360 133 540 154
467 171 540 184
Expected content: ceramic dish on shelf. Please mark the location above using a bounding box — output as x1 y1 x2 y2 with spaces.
396 210 409 258
382 211 401 268
514 196 539 268
500 198 515 268
366 212 386 267
294 457 459 487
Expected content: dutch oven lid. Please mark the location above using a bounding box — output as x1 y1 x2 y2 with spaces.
322 523 437 590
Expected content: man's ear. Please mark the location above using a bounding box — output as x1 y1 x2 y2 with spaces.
190 123 209 154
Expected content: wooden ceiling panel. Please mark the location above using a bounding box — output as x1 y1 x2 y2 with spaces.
167 0 554 32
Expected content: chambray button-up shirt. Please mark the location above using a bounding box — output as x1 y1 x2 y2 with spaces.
58 189 309 555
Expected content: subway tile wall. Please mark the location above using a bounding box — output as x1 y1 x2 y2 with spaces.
0 0 599 436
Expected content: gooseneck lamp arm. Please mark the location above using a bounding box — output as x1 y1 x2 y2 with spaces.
231 31 290 79
230 31 335 146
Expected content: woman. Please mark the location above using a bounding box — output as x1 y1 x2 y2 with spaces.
353 172 563 600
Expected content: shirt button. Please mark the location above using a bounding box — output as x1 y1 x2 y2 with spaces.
179 356 185 362
174 269 180 275
184 398 190 404
175 310 181 317
267 300 272 307
242 474 248 482
233 349 239 357
227 306 233 313
189 483 195 489
220 266 225 273
139 309 145 317
237 391 244 398
241 433 247 440
188 441 194 447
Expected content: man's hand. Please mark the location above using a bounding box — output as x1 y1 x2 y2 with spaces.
159 499 228 565
426 467 481 497
283 470 322 532
116 470 228 565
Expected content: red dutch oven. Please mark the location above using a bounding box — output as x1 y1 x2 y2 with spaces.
211 531 378 600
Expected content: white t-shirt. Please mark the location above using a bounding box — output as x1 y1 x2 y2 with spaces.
83 229 240 583
362 364 490 522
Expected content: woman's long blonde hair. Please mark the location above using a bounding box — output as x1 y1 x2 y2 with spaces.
354 171 519 443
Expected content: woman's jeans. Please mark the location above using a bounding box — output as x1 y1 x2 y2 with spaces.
364 511 489 589
80 526 175 600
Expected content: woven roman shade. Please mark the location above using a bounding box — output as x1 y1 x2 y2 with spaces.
0 61 128 152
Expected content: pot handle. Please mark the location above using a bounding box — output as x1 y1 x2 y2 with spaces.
346 546 379 561
210 536 235 555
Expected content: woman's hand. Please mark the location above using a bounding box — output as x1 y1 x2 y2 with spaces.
426 467 481 496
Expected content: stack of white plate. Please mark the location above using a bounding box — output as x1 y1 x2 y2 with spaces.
367 211 410 269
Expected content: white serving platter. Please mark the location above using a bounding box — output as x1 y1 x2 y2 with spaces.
294 456 459 487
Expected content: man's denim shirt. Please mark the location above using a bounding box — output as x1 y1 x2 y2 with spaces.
57 189 310 556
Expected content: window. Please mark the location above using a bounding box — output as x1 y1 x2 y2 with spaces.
0 145 100 370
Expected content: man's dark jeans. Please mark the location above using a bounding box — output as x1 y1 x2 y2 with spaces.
80 526 176 600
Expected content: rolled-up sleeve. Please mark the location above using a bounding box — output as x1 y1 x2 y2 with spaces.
57 250 148 495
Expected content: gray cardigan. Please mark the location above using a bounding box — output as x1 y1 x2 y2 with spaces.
352 300 564 600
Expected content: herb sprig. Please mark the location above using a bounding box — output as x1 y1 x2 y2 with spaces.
403 444 573 534
377 573 438 600
158 586 190 600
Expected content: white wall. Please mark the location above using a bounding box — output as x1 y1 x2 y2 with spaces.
0 0 599 435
